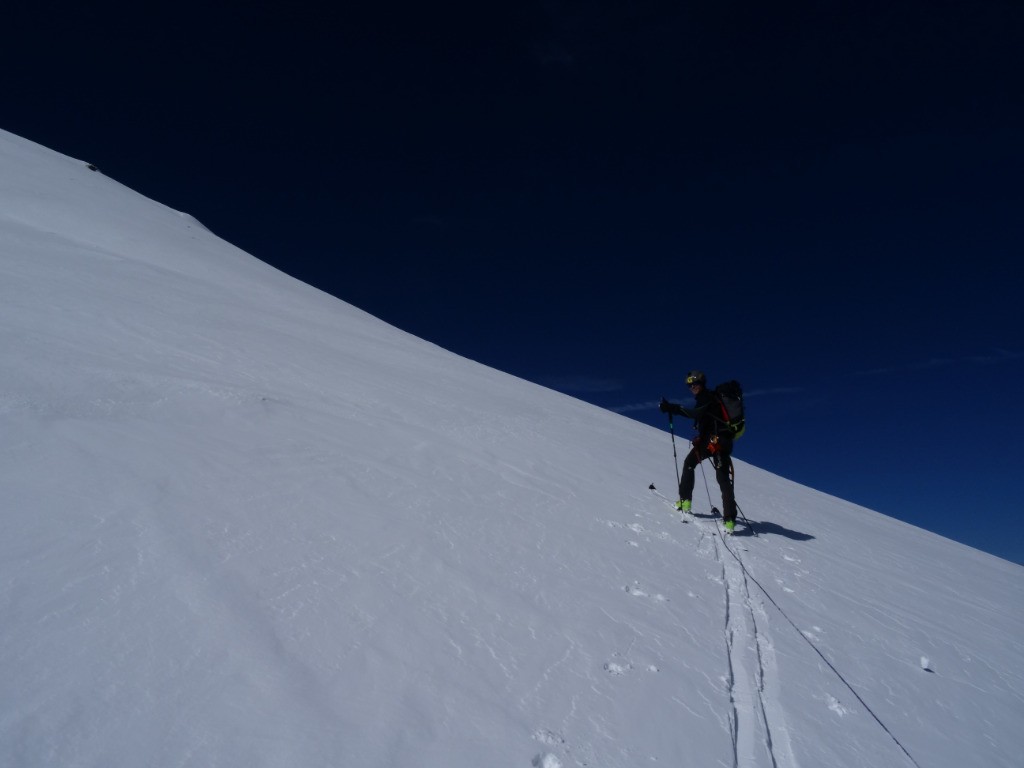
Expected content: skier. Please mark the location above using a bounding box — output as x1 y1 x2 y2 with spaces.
659 370 738 532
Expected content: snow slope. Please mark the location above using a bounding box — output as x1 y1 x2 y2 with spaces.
1 127 1022 768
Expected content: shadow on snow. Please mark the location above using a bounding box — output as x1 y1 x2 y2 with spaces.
738 519 814 541
689 511 815 541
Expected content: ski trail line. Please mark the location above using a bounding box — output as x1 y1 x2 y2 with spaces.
720 532 921 768
715 533 796 768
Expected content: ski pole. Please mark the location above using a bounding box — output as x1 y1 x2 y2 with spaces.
668 413 681 491
735 500 756 536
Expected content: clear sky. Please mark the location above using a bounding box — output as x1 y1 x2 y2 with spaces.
5 1 1022 564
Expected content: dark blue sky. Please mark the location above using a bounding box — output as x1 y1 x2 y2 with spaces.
5 1 1023 563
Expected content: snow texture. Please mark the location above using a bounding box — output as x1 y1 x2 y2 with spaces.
1 127 1022 767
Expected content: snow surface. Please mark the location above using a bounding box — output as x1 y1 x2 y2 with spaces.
1 127 1022 768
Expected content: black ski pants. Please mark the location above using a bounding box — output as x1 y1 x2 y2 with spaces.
678 438 736 523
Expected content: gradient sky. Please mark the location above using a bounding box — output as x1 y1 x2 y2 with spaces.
5 1 1023 563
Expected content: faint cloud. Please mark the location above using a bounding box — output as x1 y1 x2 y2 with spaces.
609 387 802 415
528 2 681 73
529 40 576 68
410 215 448 232
609 400 661 414
856 348 1021 376
541 375 623 394
966 348 1022 364
743 387 803 397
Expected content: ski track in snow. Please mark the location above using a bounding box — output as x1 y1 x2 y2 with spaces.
711 529 797 768
562 489 799 768
647 485 798 768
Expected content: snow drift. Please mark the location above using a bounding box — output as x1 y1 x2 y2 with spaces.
1 128 1021 768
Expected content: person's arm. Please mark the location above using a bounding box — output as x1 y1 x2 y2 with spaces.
659 398 697 418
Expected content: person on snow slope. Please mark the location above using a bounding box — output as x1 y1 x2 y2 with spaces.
659 370 738 532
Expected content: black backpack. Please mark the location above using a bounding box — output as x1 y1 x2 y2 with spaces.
714 381 745 439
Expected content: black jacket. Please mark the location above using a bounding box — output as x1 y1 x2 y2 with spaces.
662 387 725 441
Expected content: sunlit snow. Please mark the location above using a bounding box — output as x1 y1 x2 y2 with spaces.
1 128 1022 768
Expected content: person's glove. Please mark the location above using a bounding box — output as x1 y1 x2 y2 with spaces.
659 398 672 413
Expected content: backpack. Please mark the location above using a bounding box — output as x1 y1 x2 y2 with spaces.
714 380 745 439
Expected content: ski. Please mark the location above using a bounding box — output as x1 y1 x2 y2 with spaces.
648 484 689 522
